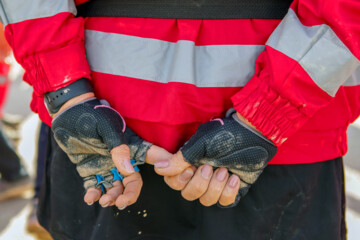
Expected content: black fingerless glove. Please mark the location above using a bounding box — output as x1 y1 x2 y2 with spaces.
181 109 277 205
52 98 151 190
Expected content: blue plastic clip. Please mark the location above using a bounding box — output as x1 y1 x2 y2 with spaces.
110 168 123 181
97 161 140 194
95 174 106 194
131 160 140 172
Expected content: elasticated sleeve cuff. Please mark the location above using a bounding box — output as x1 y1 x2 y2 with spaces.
231 77 308 147
22 41 91 96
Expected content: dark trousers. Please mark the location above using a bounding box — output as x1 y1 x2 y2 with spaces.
0 129 22 181
34 122 51 198
38 133 346 240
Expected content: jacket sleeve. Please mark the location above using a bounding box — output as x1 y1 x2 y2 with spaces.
0 0 91 96
231 0 360 146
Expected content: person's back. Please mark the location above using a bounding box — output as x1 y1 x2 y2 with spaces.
0 0 359 239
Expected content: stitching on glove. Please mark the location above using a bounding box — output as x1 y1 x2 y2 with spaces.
94 105 126 132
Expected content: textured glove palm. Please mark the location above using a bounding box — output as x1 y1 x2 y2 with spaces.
51 98 151 190
181 111 277 204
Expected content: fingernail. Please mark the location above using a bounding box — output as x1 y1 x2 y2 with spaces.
216 168 228 182
118 204 127 211
201 165 212 179
87 202 94 206
229 175 239 188
124 159 135 173
102 202 110 208
154 160 169 169
179 169 194 182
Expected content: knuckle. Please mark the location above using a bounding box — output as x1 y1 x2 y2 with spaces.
125 193 138 205
218 198 234 207
210 184 224 193
126 198 137 206
181 190 198 201
199 196 216 207
105 192 116 200
133 172 142 181
219 193 236 206
221 190 233 199
164 177 176 189
110 189 123 199
218 200 228 207
192 184 206 195
123 173 142 186
163 176 171 185
166 180 184 191
115 198 123 206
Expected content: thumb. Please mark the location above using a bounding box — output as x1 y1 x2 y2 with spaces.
111 144 135 176
154 150 191 176
145 145 174 165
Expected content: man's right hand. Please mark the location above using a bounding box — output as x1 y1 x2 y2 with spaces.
51 95 172 209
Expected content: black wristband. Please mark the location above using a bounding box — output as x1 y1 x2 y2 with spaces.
44 78 94 114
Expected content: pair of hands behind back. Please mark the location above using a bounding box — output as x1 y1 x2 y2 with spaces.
51 95 277 210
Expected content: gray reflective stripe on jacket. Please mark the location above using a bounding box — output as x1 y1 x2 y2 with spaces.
85 30 265 88
267 9 360 96
0 0 76 26
85 27 360 90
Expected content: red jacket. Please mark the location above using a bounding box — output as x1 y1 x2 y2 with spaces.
1 0 359 164
0 23 11 117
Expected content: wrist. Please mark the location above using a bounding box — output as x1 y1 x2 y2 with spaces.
44 78 94 115
232 112 274 145
235 112 261 134
52 92 95 118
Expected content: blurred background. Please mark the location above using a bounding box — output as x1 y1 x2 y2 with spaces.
0 40 359 240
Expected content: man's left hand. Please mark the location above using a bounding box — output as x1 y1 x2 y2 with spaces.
152 110 277 207
154 151 242 207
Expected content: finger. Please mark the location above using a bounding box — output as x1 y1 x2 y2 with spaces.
145 145 173 165
111 144 134 176
181 164 213 201
115 172 143 210
199 168 229 207
99 181 124 207
84 187 102 206
218 174 241 207
164 166 197 191
154 151 191 176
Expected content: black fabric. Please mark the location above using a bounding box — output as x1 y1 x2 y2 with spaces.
34 122 51 198
38 133 346 240
77 0 293 19
181 113 277 203
52 99 151 190
0 129 23 181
